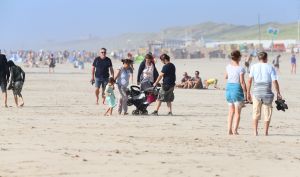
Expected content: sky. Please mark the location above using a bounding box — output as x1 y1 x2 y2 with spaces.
0 0 299 49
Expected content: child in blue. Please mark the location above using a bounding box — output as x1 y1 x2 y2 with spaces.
104 77 117 116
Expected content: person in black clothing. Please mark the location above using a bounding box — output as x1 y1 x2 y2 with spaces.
7 61 25 107
151 54 176 116
49 53 56 73
137 53 159 90
0 54 10 107
91 48 114 105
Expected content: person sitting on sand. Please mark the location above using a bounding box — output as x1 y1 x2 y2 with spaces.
204 78 220 89
7 60 26 107
104 77 117 116
187 71 203 89
176 72 191 89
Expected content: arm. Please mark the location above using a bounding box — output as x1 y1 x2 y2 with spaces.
91 66 95 81
21 69 26 82
137 61 145 84
225 72 228 80
153 72 164 87
8 68 13 86
239 73 247 100
247 77 253 102
273 80 282 99
114 69 120 81
110 66 114 78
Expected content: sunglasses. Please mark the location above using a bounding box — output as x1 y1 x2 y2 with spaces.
101 52 106 54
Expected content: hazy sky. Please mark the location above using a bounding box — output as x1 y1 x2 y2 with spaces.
0 0 299 49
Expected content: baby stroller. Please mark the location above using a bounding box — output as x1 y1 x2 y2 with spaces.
127 85 159 115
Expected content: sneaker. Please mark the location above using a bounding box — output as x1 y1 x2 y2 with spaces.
151 111 158 116
167 112 173 116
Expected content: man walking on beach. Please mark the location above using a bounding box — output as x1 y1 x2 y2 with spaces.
247 52 282 136
91 48 114 105
152 54 176 116
0 53 10 107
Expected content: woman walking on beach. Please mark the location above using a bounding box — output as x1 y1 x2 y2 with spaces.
225 50 247 135
115 59 132 115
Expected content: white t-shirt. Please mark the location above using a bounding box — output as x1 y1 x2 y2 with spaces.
249 63 277 83
226 64 245 83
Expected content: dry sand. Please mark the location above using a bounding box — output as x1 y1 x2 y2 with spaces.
1 56 300 177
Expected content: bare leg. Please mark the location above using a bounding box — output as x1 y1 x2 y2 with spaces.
95 88 100 104
264 121 270 136
227 105 234 135
104 108 110 116
18 94 24 107
14 95 18 107
167 102 172 113
233 105 242 135
155 100 162 112
2 92 8 107
253 119 259 136
109 107 113 115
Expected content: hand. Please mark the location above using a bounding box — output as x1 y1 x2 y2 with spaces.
277 93 282 100
90 79 95 85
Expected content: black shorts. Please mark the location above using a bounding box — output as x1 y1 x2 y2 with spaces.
0 81 7 93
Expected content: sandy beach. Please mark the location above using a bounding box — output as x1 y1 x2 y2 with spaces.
1 56 300 177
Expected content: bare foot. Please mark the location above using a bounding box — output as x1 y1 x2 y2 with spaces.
19 103 24 107
228 130 233 135
233 131 239 135
254 131 258 136
265 132 269 136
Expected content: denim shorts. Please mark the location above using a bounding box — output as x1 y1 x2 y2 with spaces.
95 77 108 90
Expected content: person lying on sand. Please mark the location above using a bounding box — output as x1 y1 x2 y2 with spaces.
203 78 220 89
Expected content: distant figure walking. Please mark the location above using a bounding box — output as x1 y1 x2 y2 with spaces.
291 54 296 74
225 50 247 135
49 54 56 73
7 61 25 107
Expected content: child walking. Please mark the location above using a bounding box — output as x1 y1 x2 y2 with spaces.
104 77 117 116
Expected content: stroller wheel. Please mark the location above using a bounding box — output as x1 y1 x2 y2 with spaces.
132 110 140 115
140 110 148 115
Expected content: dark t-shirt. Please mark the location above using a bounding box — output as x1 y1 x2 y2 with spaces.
0 54 9 82
161 63 176 87
92 57 112 79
